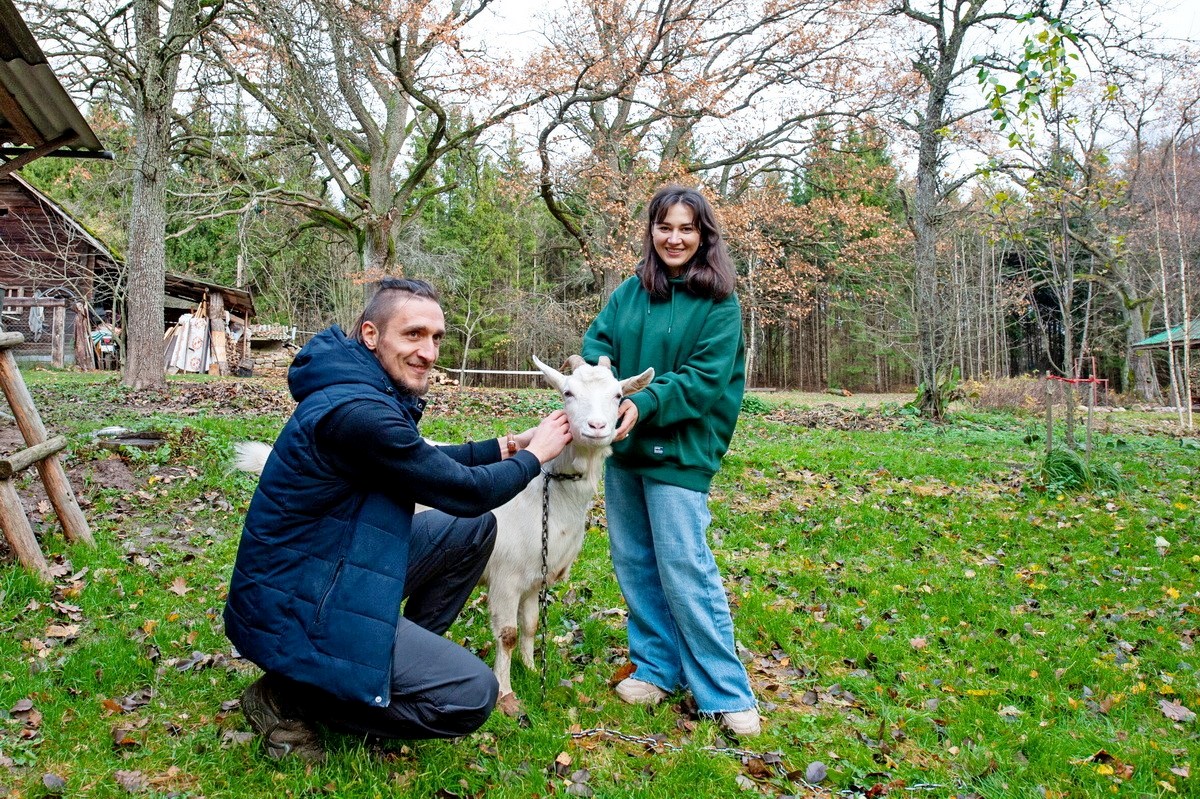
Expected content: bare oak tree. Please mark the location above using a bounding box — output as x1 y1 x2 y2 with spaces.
23 0 225 389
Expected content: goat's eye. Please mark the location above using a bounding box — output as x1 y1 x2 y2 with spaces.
563 390 573 398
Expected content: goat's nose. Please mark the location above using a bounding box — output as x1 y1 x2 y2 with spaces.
589 420 607 431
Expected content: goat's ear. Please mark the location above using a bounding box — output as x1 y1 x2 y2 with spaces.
531 354 568 392
620 367 655 396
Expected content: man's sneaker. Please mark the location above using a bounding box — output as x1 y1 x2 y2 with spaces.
716 707 762 736
241 677 326 762
615 677 668 705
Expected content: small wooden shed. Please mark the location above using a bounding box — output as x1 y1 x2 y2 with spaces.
1132 320 1200 405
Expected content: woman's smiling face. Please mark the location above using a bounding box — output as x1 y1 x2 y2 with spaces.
651 202 700 275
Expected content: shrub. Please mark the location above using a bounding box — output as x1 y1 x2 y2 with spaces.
741 394 771 415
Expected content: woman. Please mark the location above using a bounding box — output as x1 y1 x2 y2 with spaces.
582 185 759 736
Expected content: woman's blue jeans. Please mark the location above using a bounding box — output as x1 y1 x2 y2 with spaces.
604 463 756 714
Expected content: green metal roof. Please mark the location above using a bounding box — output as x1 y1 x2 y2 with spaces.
1132 320 1200 349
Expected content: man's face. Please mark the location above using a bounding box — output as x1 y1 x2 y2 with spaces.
361 296 445 396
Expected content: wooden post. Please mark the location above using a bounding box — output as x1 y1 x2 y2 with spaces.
50 303 65 369
1085 381 1095 461
207 289 229 376
0 479 51 581
72 303 94 371
0 341 93 546
1045 377 1054 454
241 317 252 374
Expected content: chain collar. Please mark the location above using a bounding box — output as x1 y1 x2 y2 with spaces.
538 467 585 697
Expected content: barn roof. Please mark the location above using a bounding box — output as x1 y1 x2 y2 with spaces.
1132 320 1200 350
165 272 255 319
1 0 107 176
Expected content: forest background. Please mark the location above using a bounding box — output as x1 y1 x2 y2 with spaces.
7 0 1199 415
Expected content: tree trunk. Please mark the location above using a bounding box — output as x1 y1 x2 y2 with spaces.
122 103 170 391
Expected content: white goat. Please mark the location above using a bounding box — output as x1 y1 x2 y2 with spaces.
481 355 652 709
232 355 654 712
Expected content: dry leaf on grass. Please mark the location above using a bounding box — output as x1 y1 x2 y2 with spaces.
1159 699 1196 723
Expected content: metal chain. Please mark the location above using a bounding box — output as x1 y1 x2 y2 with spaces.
538 468 584 699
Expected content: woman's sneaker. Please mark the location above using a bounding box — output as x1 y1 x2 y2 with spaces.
614 677 669 705
717 708 762 736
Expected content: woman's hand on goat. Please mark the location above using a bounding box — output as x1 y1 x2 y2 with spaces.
525 409 573 464
614 399 638 441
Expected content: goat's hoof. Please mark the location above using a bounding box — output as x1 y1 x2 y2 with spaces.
496 692 525 718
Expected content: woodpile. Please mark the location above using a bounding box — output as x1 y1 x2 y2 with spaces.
250 345 299 377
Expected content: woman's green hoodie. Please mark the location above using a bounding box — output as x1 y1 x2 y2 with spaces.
582 274 745 492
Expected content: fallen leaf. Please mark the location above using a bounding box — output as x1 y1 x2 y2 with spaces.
114 770 145 793
37 499 52 514
805 761 828 783
11 698 34 713
1159 700 1196 723
167 577 191 596
45 624 79 639
909 637 928 650
1169 764 1190 778
112 726 142 748
610 662 636 685
220 730 254 747
496 692 524 718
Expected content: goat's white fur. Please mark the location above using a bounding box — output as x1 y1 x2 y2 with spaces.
479 355 652 703
232 354 654 708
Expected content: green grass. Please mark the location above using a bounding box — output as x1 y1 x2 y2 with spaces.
1 370 1197 798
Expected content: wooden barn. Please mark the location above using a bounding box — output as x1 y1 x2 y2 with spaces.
0 172 122 366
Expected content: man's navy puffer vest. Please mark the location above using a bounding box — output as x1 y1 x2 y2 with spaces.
225 327 436 706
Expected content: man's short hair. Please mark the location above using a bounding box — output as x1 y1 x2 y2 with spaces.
350 278 441 342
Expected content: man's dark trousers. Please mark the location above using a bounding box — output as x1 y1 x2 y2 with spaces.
262 509 499 739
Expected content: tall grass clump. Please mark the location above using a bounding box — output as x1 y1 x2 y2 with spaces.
1035 446 1128 491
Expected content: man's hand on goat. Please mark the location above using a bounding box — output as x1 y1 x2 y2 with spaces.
525 409 573 464
614 399 638 441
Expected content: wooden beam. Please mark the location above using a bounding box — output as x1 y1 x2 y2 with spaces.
50 303 64 368
0 297 67 307
0 349 93 546
0 435 66 479
0 132 78 178
0 81 44 145
0 478 51 581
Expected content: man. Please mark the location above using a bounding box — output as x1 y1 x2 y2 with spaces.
225 278 571 760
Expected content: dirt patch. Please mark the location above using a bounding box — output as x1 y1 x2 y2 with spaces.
69 457 141 495
763 404 906 432
0 423 24 455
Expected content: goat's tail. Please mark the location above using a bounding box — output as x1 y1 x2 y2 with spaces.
232 441 273 476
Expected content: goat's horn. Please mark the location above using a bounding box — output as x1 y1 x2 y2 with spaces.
598 355 611 369
566 354 586 371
